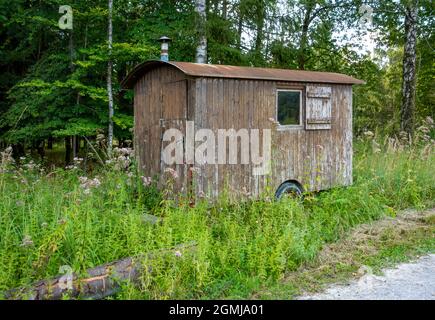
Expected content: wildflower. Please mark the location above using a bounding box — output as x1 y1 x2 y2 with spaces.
189 167 200 174
241 187 251 197
91 177 101 187
421 144 433 160
24 161 37 170
399 131 410 144
79 176 101 193
41 222 48 229
268 117 279 125
372 140 381 154
20 235 34 247
1 146 15 172
79 176 88 184
174 250 182 257
417 125 430 134
363 130 374 139
141 176 152 187
164 167 179 179
73 157 83 166
16 200 25 207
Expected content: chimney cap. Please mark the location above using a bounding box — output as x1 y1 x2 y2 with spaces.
158 36 172 42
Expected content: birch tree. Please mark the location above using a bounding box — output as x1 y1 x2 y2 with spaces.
401 0 418 136
107 0 114 157
195 0 207 63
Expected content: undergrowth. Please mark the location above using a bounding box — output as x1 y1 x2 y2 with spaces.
0 136 433 299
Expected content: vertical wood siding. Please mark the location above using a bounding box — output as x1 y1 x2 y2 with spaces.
134 65 353 199
134 66 188 191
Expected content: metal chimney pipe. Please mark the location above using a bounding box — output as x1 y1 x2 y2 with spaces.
158 36 171 62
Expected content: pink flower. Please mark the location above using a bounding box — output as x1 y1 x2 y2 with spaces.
141 176 152 187
164 167 179 179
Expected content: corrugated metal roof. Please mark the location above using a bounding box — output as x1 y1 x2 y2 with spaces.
122 60 365 88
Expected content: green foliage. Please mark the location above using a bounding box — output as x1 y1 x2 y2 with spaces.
0 0 433 145
0 142 433 298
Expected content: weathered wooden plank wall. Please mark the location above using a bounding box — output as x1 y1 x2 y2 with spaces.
134 66 188 191
192 77 353 197
134 64 353 199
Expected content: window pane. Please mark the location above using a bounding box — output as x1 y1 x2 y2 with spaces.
277 91 301 126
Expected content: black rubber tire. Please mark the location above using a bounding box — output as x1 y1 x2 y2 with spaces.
275 181 303 200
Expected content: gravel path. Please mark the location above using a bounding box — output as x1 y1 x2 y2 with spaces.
300 254 435 300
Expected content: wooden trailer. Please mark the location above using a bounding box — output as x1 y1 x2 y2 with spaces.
122 60 364 199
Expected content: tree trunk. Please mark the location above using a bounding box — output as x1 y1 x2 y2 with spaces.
4 242 196 300
72 135 77 159
298 4 314 70
401 1 418 136
222 0 227 19
47 136 53 150
107 0 114 157
237 8 243 50
12 143 25 159
68 29 75 72
65 137 72 165
254 2 265 59
195 0 207 63
37 140 45 161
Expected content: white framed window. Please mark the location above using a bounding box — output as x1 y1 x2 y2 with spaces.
276 89 303 128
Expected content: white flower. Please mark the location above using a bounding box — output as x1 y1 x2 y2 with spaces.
141 176 152 187
79 176 88 184
20 235 34 247
79 176 101 193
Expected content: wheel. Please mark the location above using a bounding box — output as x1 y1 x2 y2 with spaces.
275 181 303 200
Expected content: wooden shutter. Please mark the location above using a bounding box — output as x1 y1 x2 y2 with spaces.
305 86 332 130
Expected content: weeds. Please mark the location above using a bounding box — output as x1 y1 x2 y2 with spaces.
0 132 433 299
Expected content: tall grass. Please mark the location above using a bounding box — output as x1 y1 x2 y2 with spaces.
0 140 433 299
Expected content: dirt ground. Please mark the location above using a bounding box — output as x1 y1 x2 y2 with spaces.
299 253 435 300
298 208 435 300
